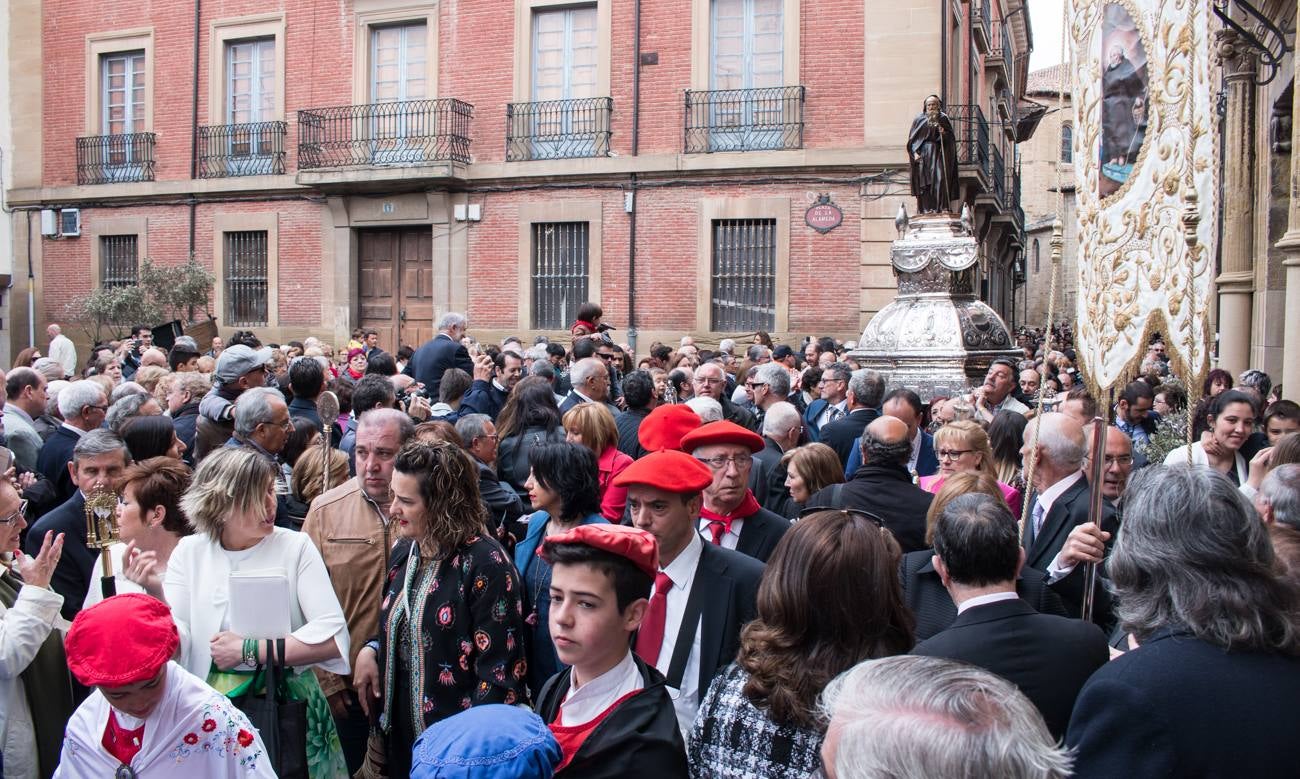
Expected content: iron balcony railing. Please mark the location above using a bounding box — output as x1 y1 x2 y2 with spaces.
506 97 612 161
296 98 473 169
992 23 1013 78
990 144 1007 207
972 0 993 53
948 104 991 178
197 121 287 178
76 133 156 184
684 85 805 153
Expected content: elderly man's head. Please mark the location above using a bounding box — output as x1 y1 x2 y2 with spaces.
1256 463 1300 529
233 387 291 455
750 363 791 411
1019 369 1040 397
692 362 728 401
1020 413 1086 492
1083 424 1134 501
819 655 1071 779
861 416 912 468
570 357 611 402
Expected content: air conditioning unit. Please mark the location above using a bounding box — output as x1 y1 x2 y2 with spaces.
40 209 59 238
59 209 81 237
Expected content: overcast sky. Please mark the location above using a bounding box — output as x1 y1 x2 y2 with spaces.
1028 0 1066 71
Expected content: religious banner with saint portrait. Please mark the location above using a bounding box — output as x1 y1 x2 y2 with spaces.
1067 0 1216 394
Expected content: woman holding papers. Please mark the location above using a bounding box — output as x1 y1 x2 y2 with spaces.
164 446 350 778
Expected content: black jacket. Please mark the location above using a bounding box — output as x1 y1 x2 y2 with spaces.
405 333 473 399
559 391 619 418
35 425 80 508
615 407 651 460
807 462 931 552
752 436 795 517
170 401 201 466
912 597 1108 738
1023 476 1119 621
719 396 759 433
25 491 94 621
707 506 790 564
898 549 1069 640
1066 628 1300 778
535 656 688 779
817 408 878 468
475 458 524 530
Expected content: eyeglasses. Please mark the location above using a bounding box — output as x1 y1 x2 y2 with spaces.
0 500 29 526
937 448 974 460
745 382 768 390
1093 454 1135 467
695 454 753 470
798 506 884 528
475 434 500 444
85 404 108 414
597 353 616 361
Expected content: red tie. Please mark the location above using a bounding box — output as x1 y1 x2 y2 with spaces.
708 520 727 545
634 572 674 666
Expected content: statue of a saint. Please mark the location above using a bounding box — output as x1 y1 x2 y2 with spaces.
907 95 960 214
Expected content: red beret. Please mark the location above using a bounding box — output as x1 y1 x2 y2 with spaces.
613 449 713 493
541 524 659 580
66 594 179 688
679 420 765 454
638 404 702 452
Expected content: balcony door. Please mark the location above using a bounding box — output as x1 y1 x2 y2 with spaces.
225 38 276 173
370 23 429 163
529 6 599 157
101 51 147 174
710 0 783 150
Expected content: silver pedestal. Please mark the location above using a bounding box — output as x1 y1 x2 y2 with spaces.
849 214 1020 402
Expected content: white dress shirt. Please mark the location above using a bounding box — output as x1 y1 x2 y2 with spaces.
955 590 1020 614
49 334 77 378
816 400 848 430
557 650 643 726
697 516 744 551
653 532 704 735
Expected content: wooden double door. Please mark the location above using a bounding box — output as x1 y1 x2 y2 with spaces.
358 228 435 354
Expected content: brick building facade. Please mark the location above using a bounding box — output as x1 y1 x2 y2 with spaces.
5 0 1032 360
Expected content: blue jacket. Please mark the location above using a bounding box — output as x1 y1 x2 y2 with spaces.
513 511 608 580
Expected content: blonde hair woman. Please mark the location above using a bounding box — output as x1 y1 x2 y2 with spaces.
780 443 845 517
165 446 350 777
920 420 1023 518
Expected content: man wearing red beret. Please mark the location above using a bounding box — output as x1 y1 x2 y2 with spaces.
678 421 791 563
614 450 764 735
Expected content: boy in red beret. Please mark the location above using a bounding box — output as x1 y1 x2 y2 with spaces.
534 524 688 777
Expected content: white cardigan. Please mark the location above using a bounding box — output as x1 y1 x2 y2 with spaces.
0 578 65 779
1163 441 1248 484
163 527 350 679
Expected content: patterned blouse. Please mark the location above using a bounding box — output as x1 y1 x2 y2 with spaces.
687 663 826 779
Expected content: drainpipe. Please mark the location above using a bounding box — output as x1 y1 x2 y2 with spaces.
627 0 641 357
189 0 201 264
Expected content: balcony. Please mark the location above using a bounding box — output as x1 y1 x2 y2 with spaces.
972 0 992 54
76 133 156 185
684 85 805 153
506 97 612 162
948 104 991 189
297 99 473 170
197 121 287 178
989 23 1013 81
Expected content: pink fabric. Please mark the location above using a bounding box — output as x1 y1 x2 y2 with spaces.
598 446 634 522
919 473 1023 519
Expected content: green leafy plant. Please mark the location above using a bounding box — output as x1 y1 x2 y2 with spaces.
139 257 214 324
65 256 214 343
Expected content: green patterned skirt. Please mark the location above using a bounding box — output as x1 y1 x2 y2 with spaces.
208 664 349 779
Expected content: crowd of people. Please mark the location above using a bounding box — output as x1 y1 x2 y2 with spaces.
1 310 1298 778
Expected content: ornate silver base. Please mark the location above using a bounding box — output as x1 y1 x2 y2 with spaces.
849 213 1020 402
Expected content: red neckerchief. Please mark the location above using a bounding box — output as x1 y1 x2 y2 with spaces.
102 709 145 766
571 319 598 332
549 689 641 772
699 490 762 538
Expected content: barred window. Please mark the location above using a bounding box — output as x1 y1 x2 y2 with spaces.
100 235 139 288
711 218 776 332
224 231 269 326
531 222 589 329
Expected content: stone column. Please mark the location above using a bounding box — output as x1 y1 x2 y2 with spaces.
1215 30 1258 377
1274 10 1300 398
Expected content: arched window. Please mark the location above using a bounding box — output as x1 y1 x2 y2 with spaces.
1060 123 1073 163
1033 238 1041 274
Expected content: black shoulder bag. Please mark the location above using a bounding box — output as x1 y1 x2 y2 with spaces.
236 638 308 778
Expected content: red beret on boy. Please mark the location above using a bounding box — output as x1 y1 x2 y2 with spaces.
65 593 180 688
637 404 702 452
679 420 765 454
542 524 659 580
613 449 713 493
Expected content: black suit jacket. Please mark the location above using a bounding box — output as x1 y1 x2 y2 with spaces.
558 391 619 418
405 333 473 398
898 549 1070 640
615 407 651 460
1066 629 1300 778
753 437 795 517
912 597 1108 738
662 542 764 701
25 492 94 621
35 425 80 508
818 408 878 468
807 462 931 552
704 505 790 563
1023 476 1119 620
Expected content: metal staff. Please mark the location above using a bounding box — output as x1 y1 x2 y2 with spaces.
1079 410 1109 624
84 486 121 598
317 390 340 494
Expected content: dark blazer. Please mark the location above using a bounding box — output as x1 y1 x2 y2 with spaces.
1066 628 1300 778
35 425 80 508
898 550 1070 640
558 391 620 418
807 461 931 552
719 396 759 433
615 407 651 460
661 542 764 702
706 505 790 564
461 379 509 420
912 597 1108 738
405 333 473 398
802 398 831 442
25 491 94 621
1023 476 1119 620
475 459 524 530
753 436 795 516
818 408 878 468
170 402 201 467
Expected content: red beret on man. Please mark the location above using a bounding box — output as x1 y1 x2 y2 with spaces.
65 593 180 688
613 449 714 493
679 420 765 454
638 404 702 452
540 524 660 580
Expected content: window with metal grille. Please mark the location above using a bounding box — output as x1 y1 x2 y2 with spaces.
100 235 139 288
224 231 269 326
531 222 589 329
711 218 776 332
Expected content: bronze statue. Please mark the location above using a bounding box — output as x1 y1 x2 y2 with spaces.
907 95 960 214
